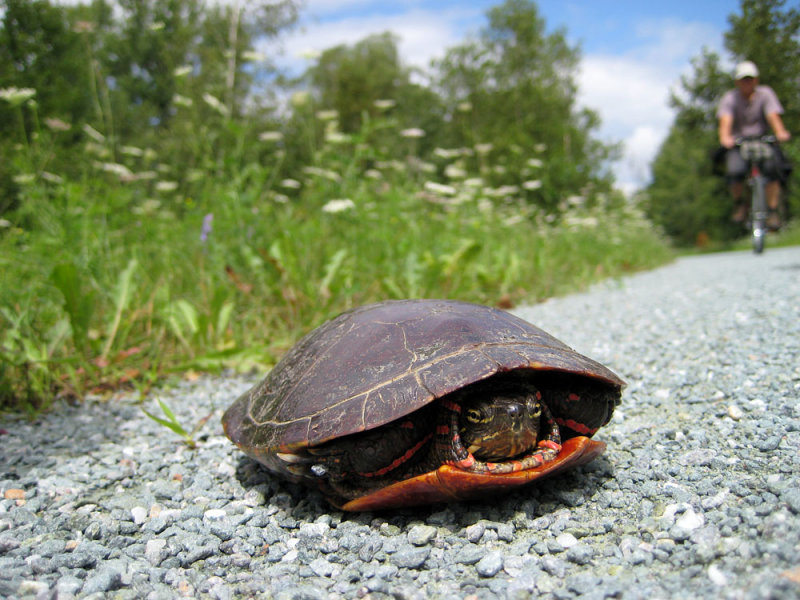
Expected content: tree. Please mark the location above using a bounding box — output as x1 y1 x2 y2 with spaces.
434 0 617 210
0 0 299 198
0 0 98 144
645 50 734 245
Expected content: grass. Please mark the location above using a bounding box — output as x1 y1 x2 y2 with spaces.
0 113 674 415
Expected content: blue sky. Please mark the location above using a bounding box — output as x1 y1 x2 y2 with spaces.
268 0 744 192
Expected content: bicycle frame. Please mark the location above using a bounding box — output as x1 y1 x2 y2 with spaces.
736 136 775 254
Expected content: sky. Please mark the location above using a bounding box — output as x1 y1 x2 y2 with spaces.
264 0 744 193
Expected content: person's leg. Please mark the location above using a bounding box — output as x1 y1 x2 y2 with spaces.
764 148 784 229
726 149 748 222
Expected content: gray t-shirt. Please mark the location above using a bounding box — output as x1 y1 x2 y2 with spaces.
717 85 784 138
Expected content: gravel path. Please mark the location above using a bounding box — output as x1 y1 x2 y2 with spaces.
2 246 800 599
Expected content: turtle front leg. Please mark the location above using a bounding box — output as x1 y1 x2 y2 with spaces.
305 404 436 498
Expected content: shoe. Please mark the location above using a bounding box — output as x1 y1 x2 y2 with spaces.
731 203 747 223
767 212 782 231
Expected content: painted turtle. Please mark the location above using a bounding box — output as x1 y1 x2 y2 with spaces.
222 299 624 511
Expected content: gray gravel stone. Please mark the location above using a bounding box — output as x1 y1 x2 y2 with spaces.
390 546 430 569
2 248 800 599
476 551 504 577
407 524 437 546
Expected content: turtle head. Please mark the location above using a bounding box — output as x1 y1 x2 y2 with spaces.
459 389 542 462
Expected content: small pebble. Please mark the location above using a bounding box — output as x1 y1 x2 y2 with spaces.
727 405 743 420
475 551 504 577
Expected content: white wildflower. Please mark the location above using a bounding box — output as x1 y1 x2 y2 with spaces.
464 178 484 188
565 216 598 228
364 169 382 180
316 109 338 121
325 131 350 144
272 193 290 204
485 185 519 198
280 178 301 189
504 215 525 226
566 195 585 206
258 131 283 142
0 219 11 228
416 160 436 174
290 91 310 107
132 199 162 215
400 128 425 138
44 118 70 131
303 166 341 182
534 143 547 153
84 142 109 157
149 21 165 31
526 158 543 168
121 145 144 157
376 160 406 172
41 172 64 184
475 143 493 155
373 99 396 110
174 65 192 77
203 93 230 117
444 164 467 179
155 181 178 192
82 124 105 143
321 198 355 214
173 94 193 108
433 148 462 160
94 161 134 180
423 181 457 196
523 180 542 190
457 101 472 112
12 174 35 185
0 87 36 106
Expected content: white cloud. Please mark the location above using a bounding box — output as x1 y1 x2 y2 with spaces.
260 7 728 193
266 6 484 78
578 19 725 192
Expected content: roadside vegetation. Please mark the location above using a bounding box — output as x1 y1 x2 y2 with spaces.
5 0 795 413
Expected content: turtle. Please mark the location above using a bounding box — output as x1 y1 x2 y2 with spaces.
222 299 624 511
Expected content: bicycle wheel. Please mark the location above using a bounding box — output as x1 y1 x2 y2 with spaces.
751 176 767 254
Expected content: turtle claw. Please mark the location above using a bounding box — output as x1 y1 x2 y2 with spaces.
276 451 308 464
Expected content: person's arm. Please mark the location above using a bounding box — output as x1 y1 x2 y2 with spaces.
719 114 735 148
766 111 791 142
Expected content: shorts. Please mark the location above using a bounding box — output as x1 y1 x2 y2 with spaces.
725 145 785 184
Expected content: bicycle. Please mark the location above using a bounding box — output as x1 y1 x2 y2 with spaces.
735 135 786 254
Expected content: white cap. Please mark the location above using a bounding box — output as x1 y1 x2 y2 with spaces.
734 61 759 80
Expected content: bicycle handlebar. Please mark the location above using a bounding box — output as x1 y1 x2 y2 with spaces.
735 135 777 145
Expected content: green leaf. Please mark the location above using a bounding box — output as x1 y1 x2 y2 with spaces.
102 258 138 359
50 263 95 352
157 398 179 425
142 408 186 435
320 248 348 296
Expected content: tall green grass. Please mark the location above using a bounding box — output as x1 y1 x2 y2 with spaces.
0 114 673 413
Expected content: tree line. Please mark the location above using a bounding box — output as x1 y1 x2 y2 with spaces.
0 0 617 221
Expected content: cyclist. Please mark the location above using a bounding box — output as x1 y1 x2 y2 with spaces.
717 61 791 229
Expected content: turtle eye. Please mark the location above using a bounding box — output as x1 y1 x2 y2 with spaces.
527 396 542 418
465 407 485 424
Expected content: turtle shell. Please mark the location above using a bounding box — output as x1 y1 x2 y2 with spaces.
222 299 624 509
